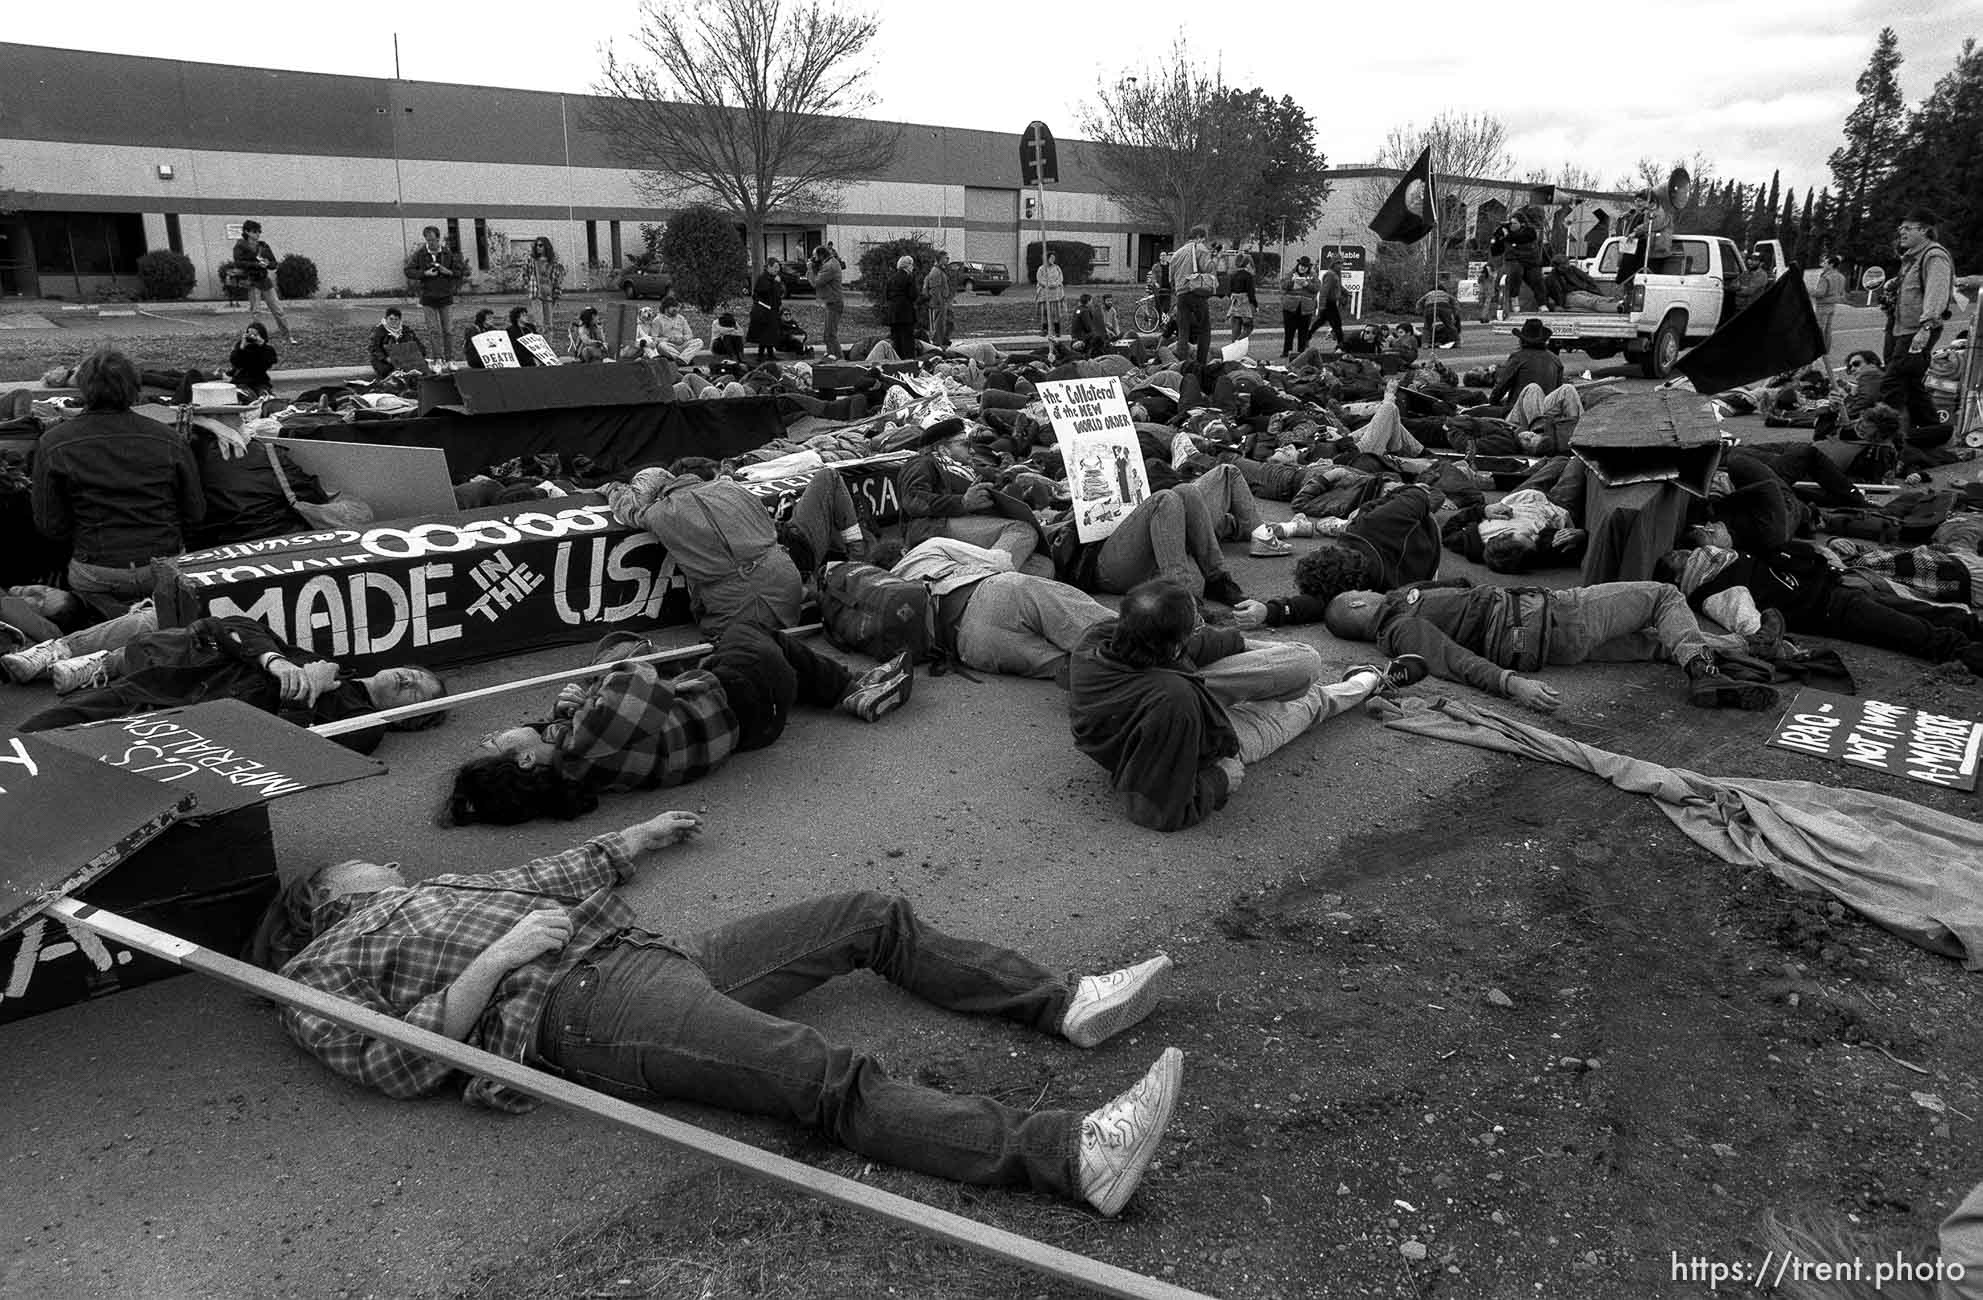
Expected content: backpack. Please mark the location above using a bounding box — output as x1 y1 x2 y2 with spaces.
818 562 934 662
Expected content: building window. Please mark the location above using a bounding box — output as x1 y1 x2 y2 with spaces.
1090 244 1111 266
26 212 148 277
609 221 623 268
165 213 183 254
445 217 462 255
585 220 599 267
473 218 490 272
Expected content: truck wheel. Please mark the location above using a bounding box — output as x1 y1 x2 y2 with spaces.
1642 314 1686 378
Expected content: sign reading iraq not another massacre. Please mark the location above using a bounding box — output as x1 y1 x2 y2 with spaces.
156 494 692 675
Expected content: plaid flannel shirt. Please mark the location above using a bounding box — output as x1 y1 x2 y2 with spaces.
1827 539 1981 610
545 662 738 792
279 833 638 1113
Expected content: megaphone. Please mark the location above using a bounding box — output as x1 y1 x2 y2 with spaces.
1667 166 1693 211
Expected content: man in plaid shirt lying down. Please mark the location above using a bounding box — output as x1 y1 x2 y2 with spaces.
257 809 1185 1218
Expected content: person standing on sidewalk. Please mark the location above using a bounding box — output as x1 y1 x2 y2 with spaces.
1036 250 1067 345
924 250 957 349
1169 226 1217 369
231 220 297 344
406 227 470 364
524 237 565 339
1317 258 1347 348
810 246 845 360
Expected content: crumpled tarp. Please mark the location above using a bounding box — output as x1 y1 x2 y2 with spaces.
1378 696 1983 968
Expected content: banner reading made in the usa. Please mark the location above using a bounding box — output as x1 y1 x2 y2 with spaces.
1767 688 1983 792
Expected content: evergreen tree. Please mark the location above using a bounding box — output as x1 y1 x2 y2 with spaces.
1749 187 1770 245
1762 171 1782 238
1797 189 1815 264
1779 187 1798 258
1873 38 1983 267
1827 28 1906 263
1812 187 1834 257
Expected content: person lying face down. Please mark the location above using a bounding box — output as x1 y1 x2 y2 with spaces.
1318 579 1777 714
444 622 912 827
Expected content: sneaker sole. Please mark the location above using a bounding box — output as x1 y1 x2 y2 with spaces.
1246 543 1294 558
1086 1048 1184 1217
1064 955 1173 1049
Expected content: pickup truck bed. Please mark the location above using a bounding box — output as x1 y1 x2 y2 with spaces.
1488 315 1636 341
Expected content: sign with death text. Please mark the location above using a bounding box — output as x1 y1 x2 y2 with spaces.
1037 377 1147 544
1767 689 1983 791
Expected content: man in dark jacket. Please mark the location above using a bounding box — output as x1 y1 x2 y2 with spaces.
1234 484 1442 628
1490 318 1565 403
1067 579 1422 831
231 219 296 343
18 615 447 754
1320 579 1776 712
405 226 469 363
884 255 919 360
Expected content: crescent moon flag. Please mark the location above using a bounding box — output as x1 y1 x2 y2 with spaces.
1370 146 1437 245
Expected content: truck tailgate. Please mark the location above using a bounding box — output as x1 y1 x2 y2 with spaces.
1490 314 1637 341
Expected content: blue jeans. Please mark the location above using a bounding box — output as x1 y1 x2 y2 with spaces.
954 572 1111 677
536 892 1083 1195
1546 582 1708 668
1175 291 1213 369
67 559 156 622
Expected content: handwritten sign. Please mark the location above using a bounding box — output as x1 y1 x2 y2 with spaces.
1037 377 1146 543
472 330 520 368
517 331 563 367
39 699 386 817
1767 689 1983 791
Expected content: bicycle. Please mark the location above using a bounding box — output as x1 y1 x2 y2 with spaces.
1132 293 1176 337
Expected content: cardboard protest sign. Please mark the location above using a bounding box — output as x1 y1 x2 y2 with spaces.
38 699 386 819
1767 688 1982 791
471 330 520 368
517 331 562 367
0 733 194 942
1037 377 1146 543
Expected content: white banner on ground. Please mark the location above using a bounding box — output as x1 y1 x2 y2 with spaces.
471 330 520 368
1037 377 1146 544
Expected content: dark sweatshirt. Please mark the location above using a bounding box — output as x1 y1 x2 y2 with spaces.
1067 621 1246 831
1258 487 1443 625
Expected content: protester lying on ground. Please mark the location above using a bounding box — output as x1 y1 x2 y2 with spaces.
1703 446 1873 553
1664 540 1983 676
1440 487 1588 573
446 622 911 826
1318 580 1779 712
606 460 868 636
367 308 427 379
254 809 1185 1218
1232 484 1443 628
1046 483 1252 607
885 537 1112 681
0 584 86 652
898 418 1050 573
16 614 447 752
31 348 206 621
1068 578 1427 830
2 600 158 685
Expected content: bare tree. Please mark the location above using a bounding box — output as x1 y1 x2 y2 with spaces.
1524 163 1609 193
1358 112 1516 279
589 0 900 262
1079 43 1269 240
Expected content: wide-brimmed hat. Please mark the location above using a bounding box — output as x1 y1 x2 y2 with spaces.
1516 318 1553 345
912 416 968 448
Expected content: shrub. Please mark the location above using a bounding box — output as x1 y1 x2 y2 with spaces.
658 205 747 312
1249 250 1283 279
135 249 197 300
1024 240 1094 286
276 254 319 300
628 222 666 273
857 234 941 324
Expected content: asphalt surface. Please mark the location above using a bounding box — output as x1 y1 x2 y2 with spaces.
0 305 1953 1299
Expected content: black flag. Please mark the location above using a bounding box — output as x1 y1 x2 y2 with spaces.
1369 147 1436 244
1670 268 1827 394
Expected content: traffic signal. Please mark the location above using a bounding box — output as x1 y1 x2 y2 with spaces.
1023 195 1037 220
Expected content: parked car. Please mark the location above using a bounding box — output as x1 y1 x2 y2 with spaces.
776 262 814 298
617 266 672 299
947 260 1011 295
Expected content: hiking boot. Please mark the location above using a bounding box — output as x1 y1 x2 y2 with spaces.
1202 572 1246 607
1684 656 1777 710
50 650 113 695
838 651 913 722
1745 608 1788 659
1342 653 1429 695
2 638 69 684
1062 954 1173 1049
1247 526 1293 558
1078 1048 1184 1218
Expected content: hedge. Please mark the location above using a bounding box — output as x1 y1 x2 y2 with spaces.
135 249 197 300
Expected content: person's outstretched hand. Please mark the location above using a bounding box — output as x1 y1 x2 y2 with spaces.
1508 676 1562 712
628 810 703 855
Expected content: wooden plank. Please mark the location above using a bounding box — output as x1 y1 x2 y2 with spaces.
45 898 1211 1300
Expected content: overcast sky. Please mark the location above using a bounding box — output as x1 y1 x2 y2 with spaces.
10 0 1979 196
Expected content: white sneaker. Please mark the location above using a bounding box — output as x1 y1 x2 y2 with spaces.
2 638 70 683
50 651 113 695
1078 1048 1183 1217
1061 954 1172 1048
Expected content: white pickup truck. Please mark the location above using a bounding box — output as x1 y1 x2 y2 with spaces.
1501 234 1780 378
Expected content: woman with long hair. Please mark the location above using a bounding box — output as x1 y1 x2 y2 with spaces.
524 236 565 335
